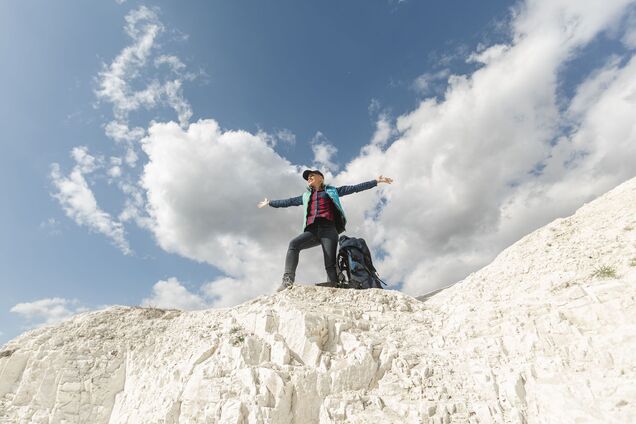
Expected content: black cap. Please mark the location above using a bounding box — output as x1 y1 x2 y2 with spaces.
302 169 324 180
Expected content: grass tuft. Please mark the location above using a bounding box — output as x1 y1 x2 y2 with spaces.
591 265 617 279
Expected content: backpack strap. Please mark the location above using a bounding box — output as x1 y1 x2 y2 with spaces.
358 262 387 286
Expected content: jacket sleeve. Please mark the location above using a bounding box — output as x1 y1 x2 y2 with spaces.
269 195 303 208
336 180 378 197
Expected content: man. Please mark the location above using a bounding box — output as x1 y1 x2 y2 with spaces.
257 170 393 292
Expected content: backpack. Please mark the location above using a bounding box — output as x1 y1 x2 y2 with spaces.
336 235 387 289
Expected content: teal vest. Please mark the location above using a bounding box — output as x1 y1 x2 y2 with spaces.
302 185 347 233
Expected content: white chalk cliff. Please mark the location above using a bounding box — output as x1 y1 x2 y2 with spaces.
2 177 636 424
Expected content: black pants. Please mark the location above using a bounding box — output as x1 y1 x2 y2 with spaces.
284 218 339 283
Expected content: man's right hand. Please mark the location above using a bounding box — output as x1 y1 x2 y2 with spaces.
257 198 269 208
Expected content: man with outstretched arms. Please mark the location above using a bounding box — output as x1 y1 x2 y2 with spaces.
258 170 393 292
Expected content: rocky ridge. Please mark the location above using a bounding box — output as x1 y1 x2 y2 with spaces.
1 177 636 423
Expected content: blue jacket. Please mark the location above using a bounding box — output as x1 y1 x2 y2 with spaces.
269 180 378 234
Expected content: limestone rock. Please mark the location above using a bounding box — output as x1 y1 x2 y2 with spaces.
2 177 636 423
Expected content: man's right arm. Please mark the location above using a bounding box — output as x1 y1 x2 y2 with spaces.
269 195 303 208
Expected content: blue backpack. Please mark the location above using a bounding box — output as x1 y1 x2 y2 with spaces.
336 235 387 289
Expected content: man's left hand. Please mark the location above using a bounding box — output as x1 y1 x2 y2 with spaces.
376 175 393 184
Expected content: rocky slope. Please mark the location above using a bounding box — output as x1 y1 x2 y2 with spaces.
1 177 636 423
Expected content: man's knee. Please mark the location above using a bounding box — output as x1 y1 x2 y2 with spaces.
289 232 316 250
288 239 301 250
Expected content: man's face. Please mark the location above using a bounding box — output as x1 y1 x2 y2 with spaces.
307 173 323 187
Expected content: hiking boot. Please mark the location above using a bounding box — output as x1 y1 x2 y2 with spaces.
276 274 294 292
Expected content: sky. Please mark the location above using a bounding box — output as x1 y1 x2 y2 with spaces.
2 0 636 345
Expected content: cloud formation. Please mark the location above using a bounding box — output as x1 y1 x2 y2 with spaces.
50 147 132 255
349 0 636 294
49 0 636 311
310 132 339 173
95 5 194 148
50 5 196 255
141 277 209 310
138 119 332 302
10 298 89 326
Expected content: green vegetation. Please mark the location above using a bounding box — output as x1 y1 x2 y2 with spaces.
133 305 167 319
229 326 245 346
591 265 617 279
232 335 245 346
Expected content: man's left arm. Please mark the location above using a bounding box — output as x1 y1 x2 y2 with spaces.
337 175 393 197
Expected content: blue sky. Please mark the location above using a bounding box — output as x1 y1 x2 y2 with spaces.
2 0 636 345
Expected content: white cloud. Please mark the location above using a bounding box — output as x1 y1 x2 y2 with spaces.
467 44 510 65
369 113 396 149
257 128 298 149
108 157 123 179
71 146 102 173
140 276 261 310
310 132 339 173
118 181 155 230
95 5 193 146
53 5 197 255
163 79 193 127
623 29 636 49
10 298 88 326
138 119 326 303
275 129 297 146
141 277 208 310
119 0 636 304
50 148 132 255
104 121 146 144
108 166 122 178
124 146 139 167
413 69 451 94
135 118 390 307
54 0 636 308
96 6 163 122
337 0 636 295
155 55 186 72
619 7 636 48
368 98 381 115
